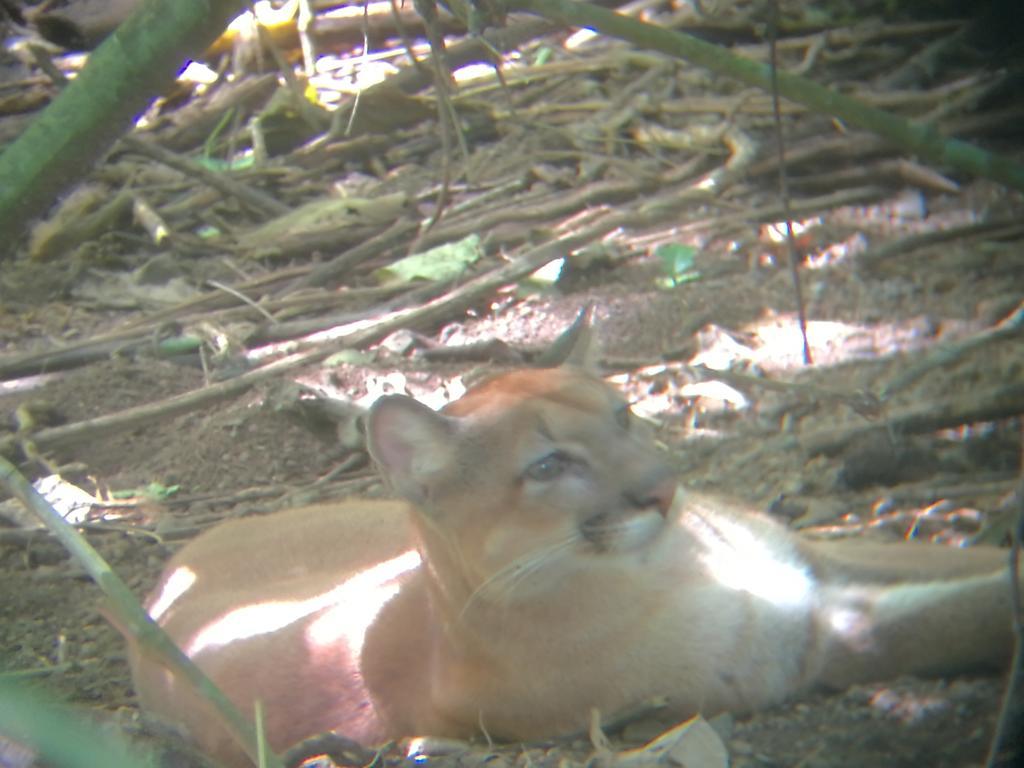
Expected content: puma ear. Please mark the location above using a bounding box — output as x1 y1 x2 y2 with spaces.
366 395 456 504
534 303 600 370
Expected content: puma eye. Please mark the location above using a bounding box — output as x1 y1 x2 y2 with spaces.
524 452 571 482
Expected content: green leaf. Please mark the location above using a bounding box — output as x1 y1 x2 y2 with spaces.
654 243 700 288
195 223 221 240
110 482 180 501
195 155 254 172
324 349 376 367
144 482 180 500
374 234 482 284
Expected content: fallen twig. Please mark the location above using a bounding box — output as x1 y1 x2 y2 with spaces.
509 0 1024 192
881 301 1024 400
857 219 1024 274
120 135 290 218
16 234 602 453
284 217 420 293
800 382 1024 457
0 275 404 381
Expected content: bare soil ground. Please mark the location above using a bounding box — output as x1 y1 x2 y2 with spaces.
1 2 1023 767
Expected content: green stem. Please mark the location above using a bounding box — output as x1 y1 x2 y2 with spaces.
0 457 281 768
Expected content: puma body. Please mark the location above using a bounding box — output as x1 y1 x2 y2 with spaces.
132 366 1013 766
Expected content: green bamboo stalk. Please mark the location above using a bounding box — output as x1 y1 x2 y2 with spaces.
0 457 282 768
0 0 247 258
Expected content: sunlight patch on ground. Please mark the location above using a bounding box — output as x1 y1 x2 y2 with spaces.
615 310 951 428
312 51 405 95
751 316 871 370
703 313 939 373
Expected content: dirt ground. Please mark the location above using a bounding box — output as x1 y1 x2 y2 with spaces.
1 2 1023 768
2 247 1021 768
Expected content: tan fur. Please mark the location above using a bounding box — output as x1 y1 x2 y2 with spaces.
131 366 1015 767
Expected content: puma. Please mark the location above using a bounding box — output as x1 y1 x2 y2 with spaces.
131 359 1016 767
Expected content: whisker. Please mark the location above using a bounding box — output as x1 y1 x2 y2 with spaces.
460 534 580 619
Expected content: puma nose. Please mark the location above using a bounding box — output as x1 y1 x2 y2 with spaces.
626 470 678 517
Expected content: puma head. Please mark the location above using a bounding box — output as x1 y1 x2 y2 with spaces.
366 366 679 607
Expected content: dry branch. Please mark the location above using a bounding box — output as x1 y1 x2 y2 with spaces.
18 234 596 453
508 0 1024 193
858 220 1024 275
881 302 1024 400
800 382 1024 458
121 135 289 218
